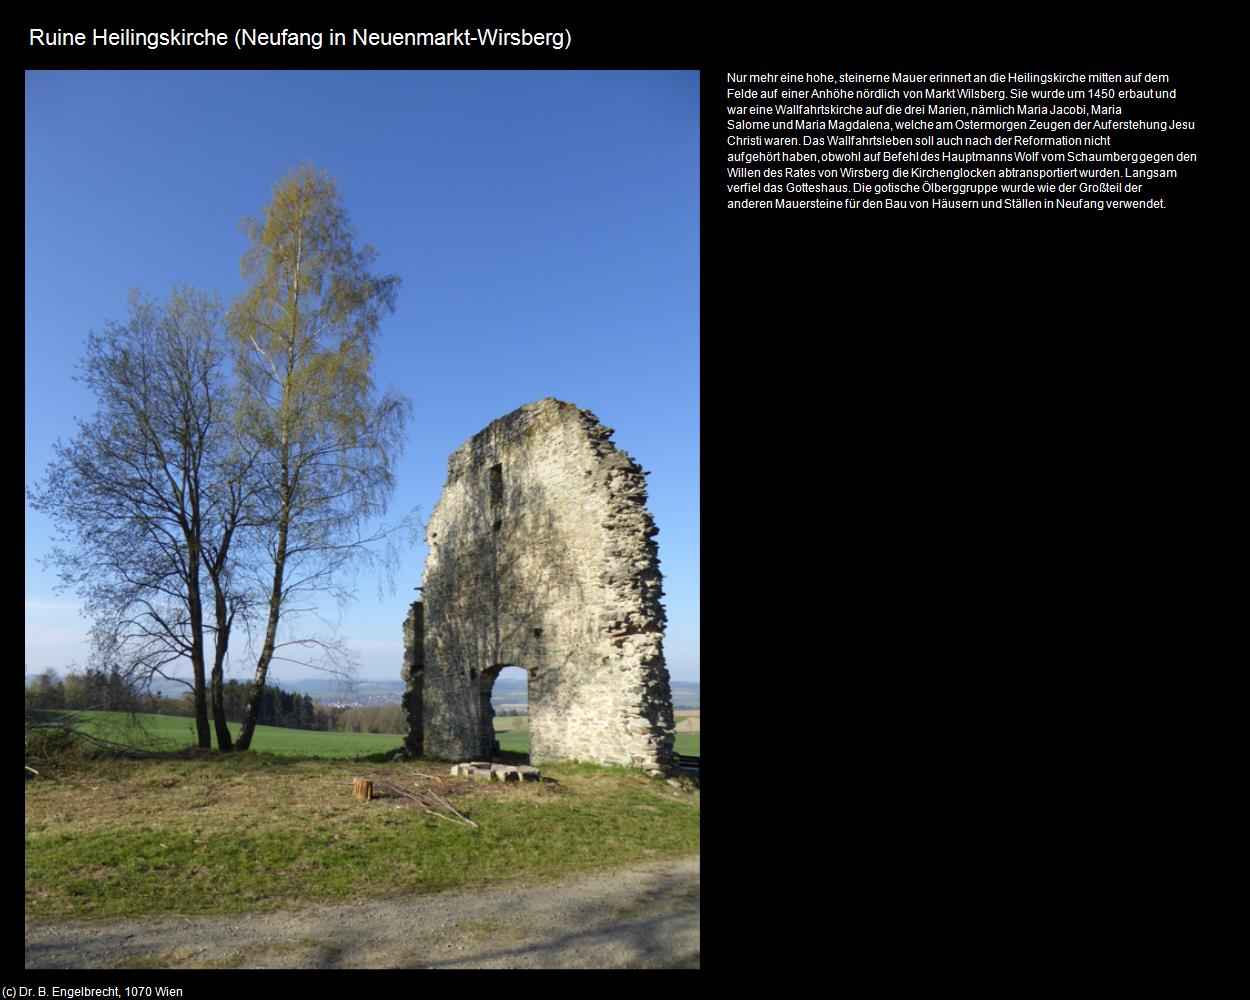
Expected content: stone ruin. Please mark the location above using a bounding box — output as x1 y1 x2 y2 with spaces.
401 398 676 775
450 762 541 783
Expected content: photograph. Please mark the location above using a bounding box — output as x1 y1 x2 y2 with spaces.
25 69 700 970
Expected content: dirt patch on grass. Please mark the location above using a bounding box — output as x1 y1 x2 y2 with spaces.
29 757 495 834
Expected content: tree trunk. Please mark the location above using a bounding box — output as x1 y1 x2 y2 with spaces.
209 564 234 750
187 558 211 749
235 227 300 754
210 653 233 752
234 498 289 752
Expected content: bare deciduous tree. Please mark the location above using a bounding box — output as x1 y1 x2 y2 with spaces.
28 287 253 749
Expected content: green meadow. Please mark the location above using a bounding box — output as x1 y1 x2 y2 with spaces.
25 709 700 922
25 753 699 922
30 710 404 758
28 710 699 760
495 727 699 757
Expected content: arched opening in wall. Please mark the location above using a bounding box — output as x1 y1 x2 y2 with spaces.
481 665 529 762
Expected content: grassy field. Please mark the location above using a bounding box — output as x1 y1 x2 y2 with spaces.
25 751 699 923
30 710 405 758
29 710 701 760
673 734 699 756
495 727 699 757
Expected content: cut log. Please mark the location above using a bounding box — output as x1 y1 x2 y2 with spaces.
353 777 374 800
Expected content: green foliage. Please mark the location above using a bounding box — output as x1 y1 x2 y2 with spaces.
25 668 65 711
226 164 412 751
228 163 407 513
228 683 317 730
25 723 81 762
330 703 407 734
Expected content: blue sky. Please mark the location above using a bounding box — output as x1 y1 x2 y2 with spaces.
25 71 699 685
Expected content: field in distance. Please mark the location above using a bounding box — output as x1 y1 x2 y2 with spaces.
494 714 699 757
29 711 699 760
30 710 404 758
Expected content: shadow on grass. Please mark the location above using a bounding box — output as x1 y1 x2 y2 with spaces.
353 749 404 764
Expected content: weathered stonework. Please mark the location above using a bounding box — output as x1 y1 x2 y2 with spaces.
450 762 541 782
402 398 676 775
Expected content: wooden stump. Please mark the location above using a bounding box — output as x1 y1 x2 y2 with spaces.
353 777 374 801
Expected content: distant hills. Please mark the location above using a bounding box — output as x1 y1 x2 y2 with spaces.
281 676 700 702
281 677 405 698
26 673 699 707
23 673 389 699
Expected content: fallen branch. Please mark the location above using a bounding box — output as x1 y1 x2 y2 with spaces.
64 729 164 759
394 789 475 827
354 775 478 828
28 718 164 759
415 786 477 828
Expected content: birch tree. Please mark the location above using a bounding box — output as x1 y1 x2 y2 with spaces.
227 164 410 751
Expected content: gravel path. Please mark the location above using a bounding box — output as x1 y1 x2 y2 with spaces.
25 855 699 969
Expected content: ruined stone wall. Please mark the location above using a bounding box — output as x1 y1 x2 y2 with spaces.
403 398 675 774
400 601 423 756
